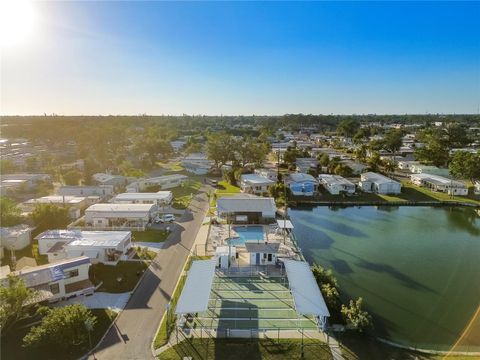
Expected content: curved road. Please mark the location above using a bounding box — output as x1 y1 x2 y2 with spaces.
89 184 210 360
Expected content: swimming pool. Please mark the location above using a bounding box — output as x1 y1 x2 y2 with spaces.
228 225 264 246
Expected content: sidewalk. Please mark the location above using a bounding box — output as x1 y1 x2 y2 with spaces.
191 216 210 256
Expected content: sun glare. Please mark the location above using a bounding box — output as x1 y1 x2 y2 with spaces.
0 0 36 47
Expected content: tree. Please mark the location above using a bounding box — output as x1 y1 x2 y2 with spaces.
30 204 70 233
0 275 40 334
336 119 360 138
318 153 330 167
206 132 236 169
449 151 480 183
341 297 372 332
333 163 353 177
367 152 383 172
268 182 292 206
354 144 368 163
23 304 96 350
383 159 397 175
311 264 338 289
0 197 24 227
382 129 403 155
63 170 83 185
445 123 469 148
321 283 340 311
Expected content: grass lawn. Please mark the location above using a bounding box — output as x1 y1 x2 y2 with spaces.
154 256 211 349
157 161 185 172
158 338 333 360
0 242 48 268
215 180 240 194
171 178 203 209
89 261 149 293
339 334 476 360
133 229 170 243
399 180 480 205
0 308 116 360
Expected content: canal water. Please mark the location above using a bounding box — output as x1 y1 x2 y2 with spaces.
289 205 480 351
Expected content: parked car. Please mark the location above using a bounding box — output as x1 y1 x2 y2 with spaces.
154 214 176 223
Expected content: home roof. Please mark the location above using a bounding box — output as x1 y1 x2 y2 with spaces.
114 192 172 201
85 203 155 213
241 174 275 185
245 242 280 253
288 173 318 183
217 195 276 214
37 230 131 247
361 172 399 184
318 174 355 187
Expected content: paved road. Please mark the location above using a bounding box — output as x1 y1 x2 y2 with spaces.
89 185 210 360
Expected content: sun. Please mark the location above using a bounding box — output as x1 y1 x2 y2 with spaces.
0 0 36 47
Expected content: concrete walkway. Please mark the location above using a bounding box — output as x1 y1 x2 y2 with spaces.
326 334 345 360
52 292 131 312
134 242 164 252
191 218 210 256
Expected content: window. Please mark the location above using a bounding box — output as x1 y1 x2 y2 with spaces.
66 269 79 278
50 283 60 294
268 253 273 262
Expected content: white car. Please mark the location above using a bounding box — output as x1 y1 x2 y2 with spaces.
154 214 176 224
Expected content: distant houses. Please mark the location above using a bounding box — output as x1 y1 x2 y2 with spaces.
318 174 356 195
358 172 402 194
36 230 132 264
93 173 127 189
240 174 275 196
410 164 450 178
410 174 468 196
295 157 319 173
285 173 318 196
216 195 277 223
181 153 214 175
0 256 94 302
22 195 100 219
0 173 51 196
57 185 114 199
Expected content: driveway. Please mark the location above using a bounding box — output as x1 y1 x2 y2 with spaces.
52 292 131 312
89 184 211 360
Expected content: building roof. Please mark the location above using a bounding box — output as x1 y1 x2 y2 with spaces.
114 191 173 202
318 174 355 187
175 260 217 314
287 173 318 184
245 242 280 253
0 224 32 238
36 230 131 248
217 195 277 214
85 203 155 213
241 174 275 185
360 172 399 184
284 260 330 318
93 173 125 183
276 219 294 229
24 196 87 205
411 173 466 187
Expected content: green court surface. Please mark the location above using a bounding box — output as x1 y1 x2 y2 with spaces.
194 276 318 331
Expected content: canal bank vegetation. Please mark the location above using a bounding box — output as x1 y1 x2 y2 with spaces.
311 265 373 332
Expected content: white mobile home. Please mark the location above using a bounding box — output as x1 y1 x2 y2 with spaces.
36 230 132 264
0 256 94 302
318 175 356 195
0 225 32 252
240 174 275 195
84 203 156 230
126 174 188 192
475 181 480 195
410 174 468 196
245 242 280 266
92 173 127 188
254 168 278 181
295 158 319 173
58 185 114 199
113 191 173 206
359 172 402 194
181 153 214 175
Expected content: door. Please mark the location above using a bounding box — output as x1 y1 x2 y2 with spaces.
255 253 260 265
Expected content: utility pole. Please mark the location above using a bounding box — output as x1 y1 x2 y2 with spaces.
283 179 288 245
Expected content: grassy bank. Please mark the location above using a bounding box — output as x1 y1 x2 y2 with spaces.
0 309 117 360
158 338 333 360
89 261 149 293
171 177 202 209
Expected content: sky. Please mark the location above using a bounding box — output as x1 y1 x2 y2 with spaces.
0 1 479 115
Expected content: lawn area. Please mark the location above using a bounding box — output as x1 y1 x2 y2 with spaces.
339 334 476 360
89 261 148 293
399 180 480 205
0 308 116 360
158 338 333 360
157 161 185 172
0 242 48 268
154 256 211 349
132 229 169 243
215 180 241 194
171 178 203 209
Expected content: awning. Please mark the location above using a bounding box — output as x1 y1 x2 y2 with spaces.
175 259 217 314
277 220 294 229
284 260 330 318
